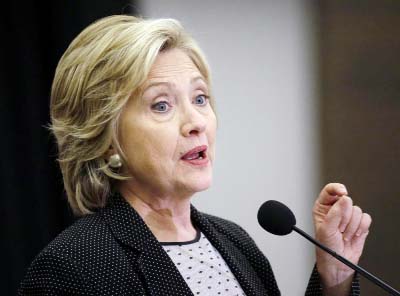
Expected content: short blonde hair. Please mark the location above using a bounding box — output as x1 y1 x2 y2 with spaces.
50 15 213 216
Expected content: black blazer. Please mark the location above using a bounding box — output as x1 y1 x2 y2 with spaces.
19 193 360 295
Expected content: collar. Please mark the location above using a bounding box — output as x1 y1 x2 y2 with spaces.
101 191 159 252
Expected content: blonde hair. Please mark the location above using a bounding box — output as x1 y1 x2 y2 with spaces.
50 15 213 216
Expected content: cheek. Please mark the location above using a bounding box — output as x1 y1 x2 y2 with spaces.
122 133 179 181
131 124 180 164
150 135 178 162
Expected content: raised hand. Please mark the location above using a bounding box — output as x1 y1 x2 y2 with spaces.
313 183 372 295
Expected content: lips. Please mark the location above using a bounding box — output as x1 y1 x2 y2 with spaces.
181 145 208 160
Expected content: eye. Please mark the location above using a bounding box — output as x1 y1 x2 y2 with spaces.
151 101 171 113
194 94 209 106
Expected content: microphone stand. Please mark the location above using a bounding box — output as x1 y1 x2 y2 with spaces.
292 226 400 296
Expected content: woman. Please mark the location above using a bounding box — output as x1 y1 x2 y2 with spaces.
19 15 371 295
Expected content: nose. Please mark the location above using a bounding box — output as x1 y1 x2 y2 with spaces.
180 106 207 137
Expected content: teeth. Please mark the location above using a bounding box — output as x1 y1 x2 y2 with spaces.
183 152 205 160
185 153 199 160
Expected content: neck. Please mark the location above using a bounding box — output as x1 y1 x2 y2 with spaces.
119 185 197 243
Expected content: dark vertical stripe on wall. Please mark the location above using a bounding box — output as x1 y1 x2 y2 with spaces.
317 1 400 295
0 2 138 295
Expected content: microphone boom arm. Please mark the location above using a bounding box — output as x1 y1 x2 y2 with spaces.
292 226 400 296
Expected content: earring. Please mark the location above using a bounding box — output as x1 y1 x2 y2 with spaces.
109 154 122 168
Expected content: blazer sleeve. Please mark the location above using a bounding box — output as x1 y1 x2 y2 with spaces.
305 265 360 296
18 250 95 296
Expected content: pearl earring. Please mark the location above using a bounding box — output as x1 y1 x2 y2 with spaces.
109 154 122 168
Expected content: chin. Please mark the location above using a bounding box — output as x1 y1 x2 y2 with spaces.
181 173 213 194
193 180 212 193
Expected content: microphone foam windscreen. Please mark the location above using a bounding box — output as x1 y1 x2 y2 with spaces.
257 200 296 236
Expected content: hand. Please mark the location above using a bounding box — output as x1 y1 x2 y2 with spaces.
313 183 372 295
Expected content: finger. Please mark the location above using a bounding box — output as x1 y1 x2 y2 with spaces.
355 213 372 237
343 206 362 241
317 183 348 206
352 230 370 254
324 183 348 196
337 196 353 233
324 196 353 235
352 216 371 251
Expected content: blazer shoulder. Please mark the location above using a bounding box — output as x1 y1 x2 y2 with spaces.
201 212 253 240
18 246 94 295
43 211 110 255
19 212 119 295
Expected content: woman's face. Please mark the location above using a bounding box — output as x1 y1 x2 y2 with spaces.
119 48 217 199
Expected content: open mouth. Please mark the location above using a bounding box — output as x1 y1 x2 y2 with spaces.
182 150 206 160
181 145 208 163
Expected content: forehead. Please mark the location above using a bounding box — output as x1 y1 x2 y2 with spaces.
146 48 202 82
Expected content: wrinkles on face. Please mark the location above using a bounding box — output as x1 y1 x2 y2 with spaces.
146 61 202 83
118 48 216 200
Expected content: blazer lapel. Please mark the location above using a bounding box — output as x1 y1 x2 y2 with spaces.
191 206 268 296
101 193 193 296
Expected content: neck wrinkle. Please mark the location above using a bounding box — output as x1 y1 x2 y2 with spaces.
118 186 196 242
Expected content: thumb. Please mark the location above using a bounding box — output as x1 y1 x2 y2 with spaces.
317 183 348 206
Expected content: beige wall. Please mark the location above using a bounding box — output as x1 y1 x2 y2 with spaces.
140 0 319 295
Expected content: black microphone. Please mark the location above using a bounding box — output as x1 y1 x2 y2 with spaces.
257 200 400 296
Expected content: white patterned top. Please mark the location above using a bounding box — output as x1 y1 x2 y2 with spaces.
161 230 246 296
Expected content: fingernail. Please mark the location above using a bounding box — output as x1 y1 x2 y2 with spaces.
356 230 362 236
340 185 348 194
343 236 349 241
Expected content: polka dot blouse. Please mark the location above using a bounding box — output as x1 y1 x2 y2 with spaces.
162 230 246 295
18 192 360 295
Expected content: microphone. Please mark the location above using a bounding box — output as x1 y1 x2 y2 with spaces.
257 200 400 296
